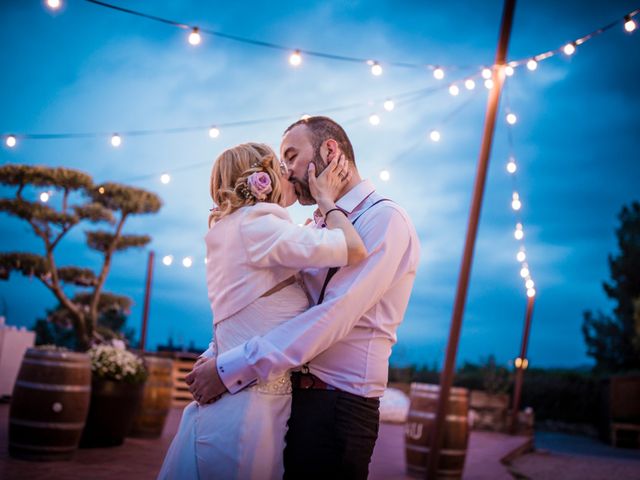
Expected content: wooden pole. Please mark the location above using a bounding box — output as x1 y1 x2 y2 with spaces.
425 1 517 477
140 250 154 353
510 294 535 434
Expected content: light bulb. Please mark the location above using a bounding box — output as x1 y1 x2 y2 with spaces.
433 67 445 80
40 192 50 203
429 130 441 142
520 266 530 278
98 186 105 195
383 99 395 111
182 256 193 268
511 192 522 211
563 43 576 56
515 357 522 368
162 255 173 266
448 84 459 96
625 17 637 33
482 67 492 79
525 278 535 289
464 79 476 90
5 135 17 148
370 62 383 76
188 27 202 46
289 50 302 66
209 127 220 138
527 59 538 71
514 223 524 240
379 170 390 182
484 79 494 89
369 114 380 126
111 134 122 147
507 159 517 174
517 250 526 262
46 0 61 10
505 65 515 76
527 288 536 298
506 113 517 125
160 173 171 184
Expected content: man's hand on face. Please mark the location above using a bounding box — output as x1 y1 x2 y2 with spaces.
185 357 228 405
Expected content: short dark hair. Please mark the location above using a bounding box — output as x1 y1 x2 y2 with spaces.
283 116 356 165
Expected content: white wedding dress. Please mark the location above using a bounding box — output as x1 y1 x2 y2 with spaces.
158 282 309 480
157 202 348 480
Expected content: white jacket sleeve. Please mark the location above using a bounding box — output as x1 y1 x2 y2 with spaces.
239 203 348 270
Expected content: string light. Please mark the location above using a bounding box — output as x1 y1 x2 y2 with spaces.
482 68 492 80
98 186 105 195
505 65 515 76
379 170 390 182
182 256 193 268
160 173 171 184
5 135 17 148
520 265 530 278
188 27 202 46
448 84 459 96
526 288 536 298
39 192 50 203
484 79 494 89
208 126 220 138
368 114 380 126
511 192 522 211
110 134 122 147
162 255 173 266
625 16 637 33
370 62 383 76
526 59 538 71
429 130 441 142
464 79 476 90
517 249 526 262
506 112 517 125
507 157 517 174
525 278 535 289
433 67 445 80
563 42 576 55
383 99 395 111
514 223 524 240
289 50 302 66
46 0 61 10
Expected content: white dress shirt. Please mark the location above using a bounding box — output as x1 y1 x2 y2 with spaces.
217 179 420 398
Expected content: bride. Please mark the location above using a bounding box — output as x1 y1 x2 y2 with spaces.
158 142 366 479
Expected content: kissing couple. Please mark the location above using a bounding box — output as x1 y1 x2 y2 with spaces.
158 116 420 479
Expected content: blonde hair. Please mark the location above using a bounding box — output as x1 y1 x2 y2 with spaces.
209 143 283 227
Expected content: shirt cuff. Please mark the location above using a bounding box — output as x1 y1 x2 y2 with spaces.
217 344 258 394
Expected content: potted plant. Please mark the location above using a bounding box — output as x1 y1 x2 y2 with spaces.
0 164 161 457
80 342 148 447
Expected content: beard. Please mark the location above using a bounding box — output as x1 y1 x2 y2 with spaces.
291 148 327 205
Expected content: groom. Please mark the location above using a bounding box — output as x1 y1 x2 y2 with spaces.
187 116 420 479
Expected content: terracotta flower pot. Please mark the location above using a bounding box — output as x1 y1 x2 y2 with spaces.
79 377 144 448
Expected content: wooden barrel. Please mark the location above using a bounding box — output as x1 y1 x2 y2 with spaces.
9 348 91 461
405 383 469 479
129 356 174 438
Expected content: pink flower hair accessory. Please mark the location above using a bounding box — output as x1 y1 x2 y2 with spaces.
247 172 272 201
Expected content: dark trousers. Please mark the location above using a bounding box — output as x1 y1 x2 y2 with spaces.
283 388 380 480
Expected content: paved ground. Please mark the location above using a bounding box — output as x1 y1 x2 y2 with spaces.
0 404 531 479
507 431 640 480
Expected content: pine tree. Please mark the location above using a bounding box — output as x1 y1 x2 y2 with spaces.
0 164 161 350
582 201 640 372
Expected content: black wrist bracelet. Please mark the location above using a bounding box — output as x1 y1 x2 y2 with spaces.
324 208 347 220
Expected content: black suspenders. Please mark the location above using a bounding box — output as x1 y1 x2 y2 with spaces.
316 198 391 305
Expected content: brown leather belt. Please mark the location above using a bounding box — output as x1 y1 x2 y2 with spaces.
291 372 342 392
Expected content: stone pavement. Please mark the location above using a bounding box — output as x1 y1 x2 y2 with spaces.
0 404 531 479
